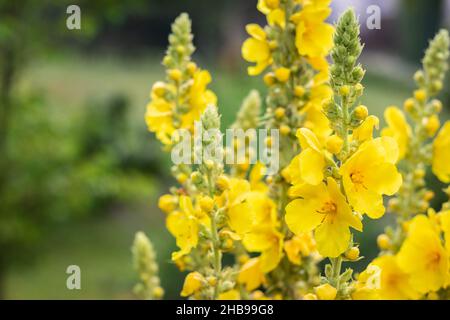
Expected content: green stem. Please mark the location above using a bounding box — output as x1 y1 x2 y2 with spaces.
330 256 343 295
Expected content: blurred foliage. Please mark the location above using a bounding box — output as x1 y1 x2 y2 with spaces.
0 89 155 270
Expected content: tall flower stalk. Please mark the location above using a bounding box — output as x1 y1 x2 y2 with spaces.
379 29 450 253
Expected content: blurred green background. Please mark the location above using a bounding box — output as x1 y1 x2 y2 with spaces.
0 0 449 299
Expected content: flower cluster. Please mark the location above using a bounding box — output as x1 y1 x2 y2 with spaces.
137 1 450 300
357 29 450 300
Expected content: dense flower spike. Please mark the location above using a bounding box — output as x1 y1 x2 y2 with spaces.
284 9 401 299
138 4 450 301
132 232 164 299
378 30 449 257
145 13 216 146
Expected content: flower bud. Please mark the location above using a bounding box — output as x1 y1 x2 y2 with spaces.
345 247 360 260
280 125 291 136
266 0 280 9
303 293 318 300
377 234 390 250
216 175 230 191
168 69 183 82
152 286 164 299
207 276 217 287
274 107 285 119
187 62 197 75
339 85 350 96
190 171 203 184
414 89 426 103
263 72 276 86
275 67 291 82
423 115 440 137
199 196 214 213
431 100 442 113
158 194 178 213
403 98 415 112
326 135 343 154
413 168 426 179
176 173 188 184
354 105 368 120
152 81 166 97
294 85 306 97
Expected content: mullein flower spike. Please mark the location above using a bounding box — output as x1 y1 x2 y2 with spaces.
138 4 450 300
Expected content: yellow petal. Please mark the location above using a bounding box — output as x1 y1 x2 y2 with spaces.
299 148 325 185
315 219 350 258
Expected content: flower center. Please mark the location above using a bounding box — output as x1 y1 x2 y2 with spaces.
427 251 441 270
319 201 337 215
350 171 364 185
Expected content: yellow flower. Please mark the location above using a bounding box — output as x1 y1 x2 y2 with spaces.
219 179 253 236
285 177 362 257
352 115 379 142
308 56 330 84
249 162 268 192
432 121 450 183
274 67 291 82
242 24 272 75
243 224 283 272
340 137 402 219
292 0 334 58
145 97 175 145
180 271 204 297
397 215 448 294
352 264 381 300
423 114 440 137
315 283 337 300
302 84 333 142
181 70 217 129
257 0 280 14
238 258 266 291
381 106 411 159
158 194 177 213
282 154 303 186
295 128 326 185
284 233 317 265
370 255 420 300
218 290 240 300
166 196 202 260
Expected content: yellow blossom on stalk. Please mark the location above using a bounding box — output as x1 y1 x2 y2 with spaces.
218 290 240 300
397 215 448 294
432 121 450 183
352 115 379 142
253 230 284 272
369 255 420 300
242 24 272 75
181 70 217 128
381 106 412 159
166 196 205 260
285 177 362 257
292 0 334 58
238 258 266 291
284 233 317 265
340 137 402 219
145 14 216 146
219 178 254 236
294 128 327 185
302 84 333 142
352 264 381 300
145 96 175 145
181 271 204 297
